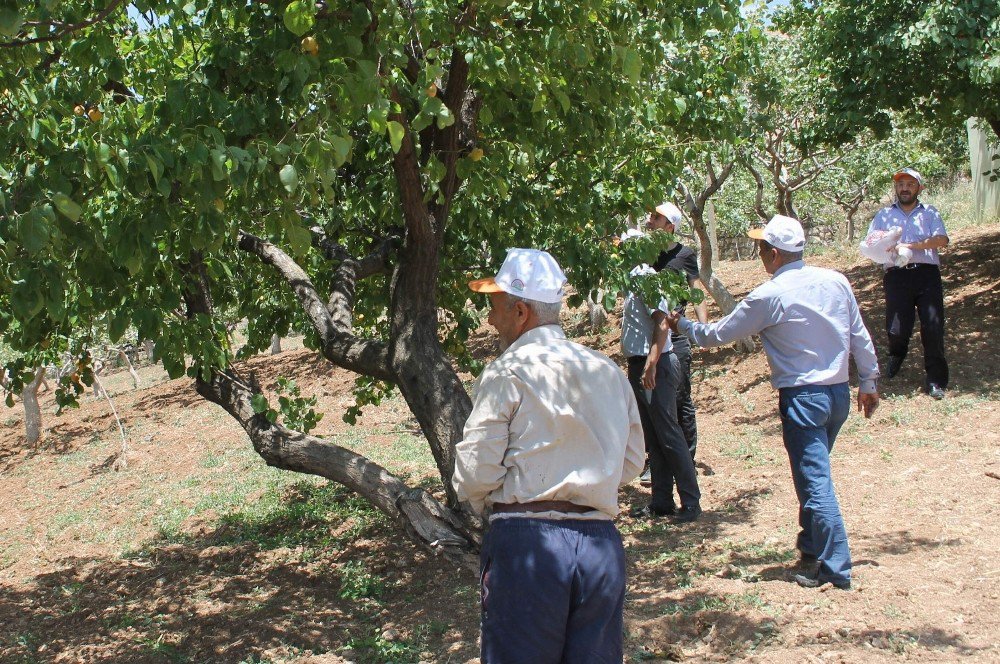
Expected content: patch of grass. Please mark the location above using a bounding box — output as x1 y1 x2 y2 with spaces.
723 540 795 567
199 452 224 469
345 627 423 663
140 635 190 663
216 481 388 552
338 560 385 600
883 603 904 619
719 428 777 467
46 508 87 539
933 394 985 417
889 408 913 427
647 545 705 588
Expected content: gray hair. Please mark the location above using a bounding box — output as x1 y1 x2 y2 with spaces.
507 294 562 325
759 239 803 263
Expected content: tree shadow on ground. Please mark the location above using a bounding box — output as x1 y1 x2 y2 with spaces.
0 482 479 664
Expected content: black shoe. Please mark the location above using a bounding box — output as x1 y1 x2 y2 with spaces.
630 504 675 519
639 467 652 487
928 383 945 400
794 572 851 590
668 505 701 524
886 356 904 379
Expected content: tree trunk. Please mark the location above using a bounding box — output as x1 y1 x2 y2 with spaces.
690 207 755 354
270 334 282 355
22 366 46 446
706 202 719 267
387 233 472 509
196 368 479 568
143 339 155 362
586 291 608 332
113 348 141 389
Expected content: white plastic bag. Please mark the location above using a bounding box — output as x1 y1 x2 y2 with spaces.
860 227 911 267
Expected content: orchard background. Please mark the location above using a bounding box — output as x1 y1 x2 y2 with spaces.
2 1 999 662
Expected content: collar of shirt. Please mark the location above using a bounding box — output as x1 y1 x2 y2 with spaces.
891 201 926 216
771 259 806 280
501 324 565 357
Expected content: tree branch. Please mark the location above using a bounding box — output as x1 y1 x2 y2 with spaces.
0 0 127 48
238 231 393 382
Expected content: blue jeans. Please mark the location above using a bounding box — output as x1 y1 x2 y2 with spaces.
779 383 852 584
480 518 625 663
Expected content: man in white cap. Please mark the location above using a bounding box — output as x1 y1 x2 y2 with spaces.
649 202 710 461
454 248 645 663
666 215 880 591
867 167 950 399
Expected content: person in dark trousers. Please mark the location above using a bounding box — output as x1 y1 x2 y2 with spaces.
649 202 710 459
621 257 702 524
454 248 645 664
668 215 880 591
867 167 950 399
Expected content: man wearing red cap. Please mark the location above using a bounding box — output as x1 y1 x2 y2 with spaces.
867 168 950 399
667 215 880 591
454 248 645 663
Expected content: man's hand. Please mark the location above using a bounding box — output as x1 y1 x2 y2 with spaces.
665 309 682 333
857 391 879 419
642 358 656 390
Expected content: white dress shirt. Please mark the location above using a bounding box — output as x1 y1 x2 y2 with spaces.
453 325 645 519
868 202 948 266
678 261 880 393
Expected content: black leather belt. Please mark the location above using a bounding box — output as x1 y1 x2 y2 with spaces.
492 500 595 514
888 263 936 271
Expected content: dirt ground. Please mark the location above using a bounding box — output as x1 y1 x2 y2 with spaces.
1 223 999 663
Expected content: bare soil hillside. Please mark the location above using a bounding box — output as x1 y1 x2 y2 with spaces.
1 224 998 663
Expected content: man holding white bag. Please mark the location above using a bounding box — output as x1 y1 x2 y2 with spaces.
867 167 950 399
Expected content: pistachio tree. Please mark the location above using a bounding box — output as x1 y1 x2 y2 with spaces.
782 0 1000 141
1 0 741 557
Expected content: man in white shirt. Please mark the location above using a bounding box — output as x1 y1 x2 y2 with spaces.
453 248 645 663
668 216 880 591
867 167 950 398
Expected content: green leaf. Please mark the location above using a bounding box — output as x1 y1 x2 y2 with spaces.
109 309 129 343
0 9 23 38
623 49 642 84
286 223 312 256
283 0 315 36
251 393 269 414
51 193 82 221
387 121 404 153
330 134 353 166
279 164 299 193
20 208 51 253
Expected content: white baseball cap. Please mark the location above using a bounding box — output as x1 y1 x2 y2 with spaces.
654 202 684 231
469 248 567 304
747 214 806 252
893 167 923 187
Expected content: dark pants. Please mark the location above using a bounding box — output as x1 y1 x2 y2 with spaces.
779 383 852 585
480 518 625 664
671 333 698 458
627 353 700 511
884 264 948 388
